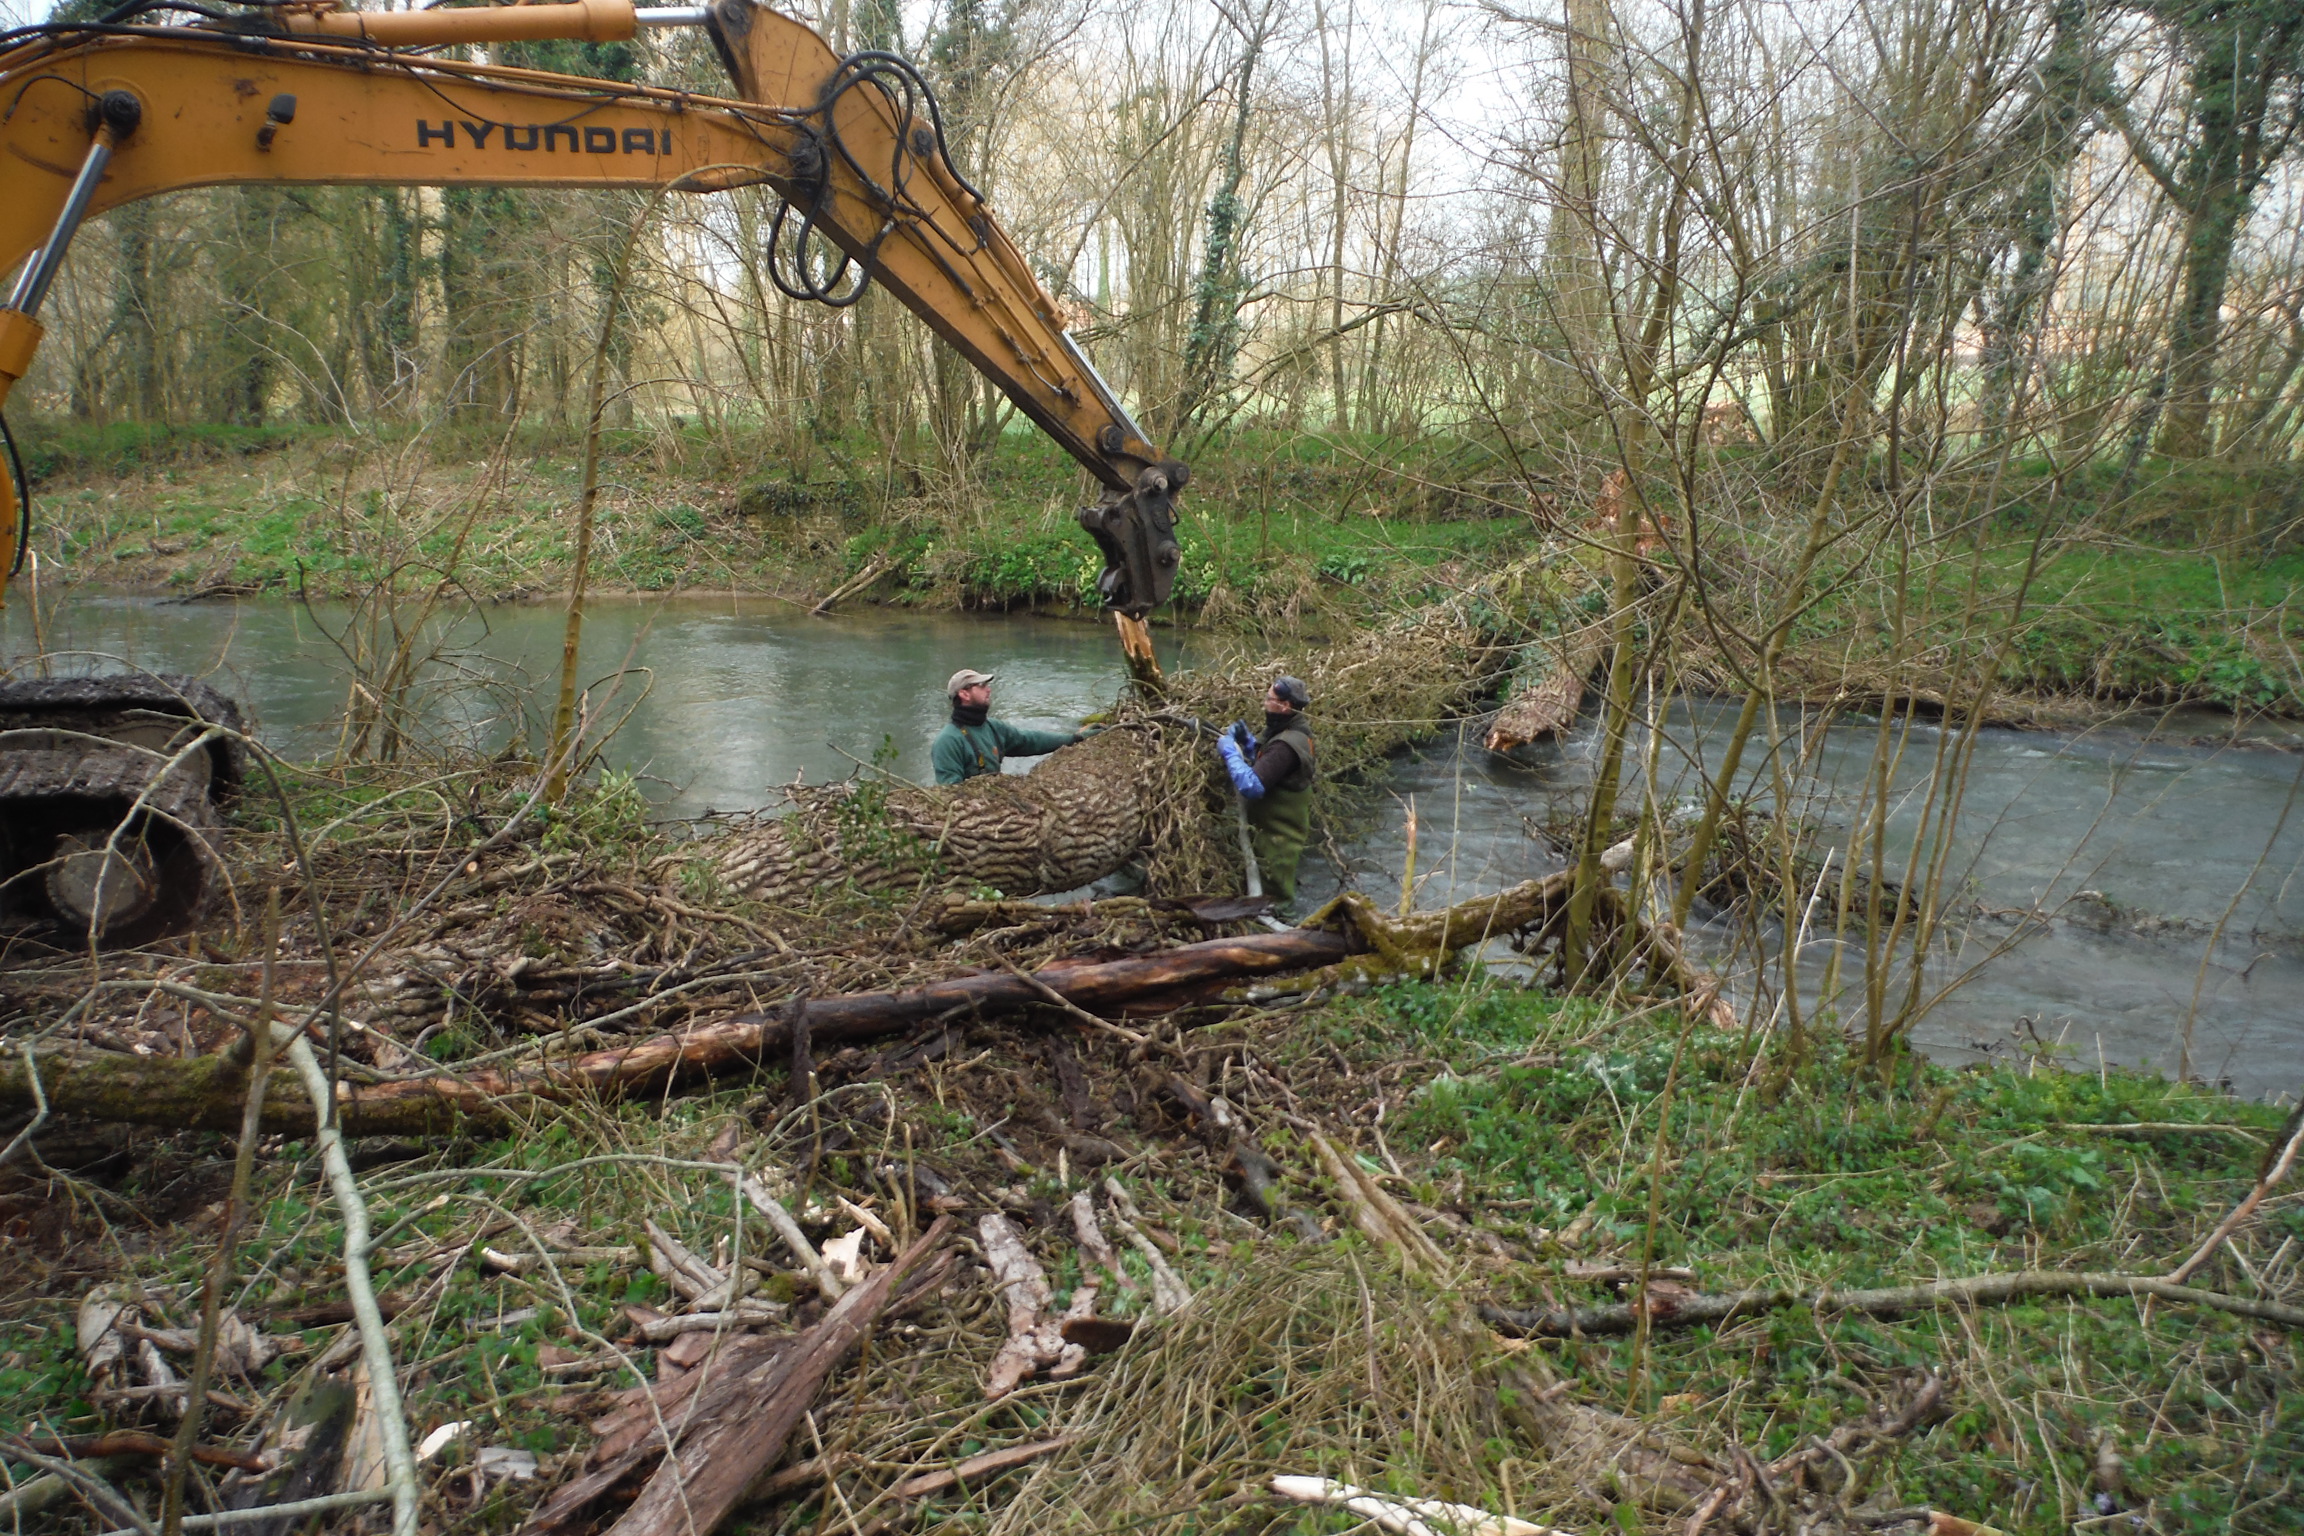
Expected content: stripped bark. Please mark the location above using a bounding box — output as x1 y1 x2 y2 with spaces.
1268 1475 1559 1535
979 1213 1085 1396
522 1218 952 1536
1485 621 1608 752
709 729 1147 907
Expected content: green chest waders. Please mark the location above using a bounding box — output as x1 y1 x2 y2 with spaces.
1244 720 1317 903
1244 786 1313 902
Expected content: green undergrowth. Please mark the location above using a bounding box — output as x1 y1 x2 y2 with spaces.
16 414 2304 709
1792 538 2304 713
12 419 319 483
14 420 1527 636
2 972 2293 1534
1994 456 2304 551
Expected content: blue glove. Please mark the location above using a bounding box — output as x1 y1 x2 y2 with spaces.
1217 733 1266 799
1229 721 1255 753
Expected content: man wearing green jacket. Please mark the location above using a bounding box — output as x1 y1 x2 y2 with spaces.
932 668 1084 785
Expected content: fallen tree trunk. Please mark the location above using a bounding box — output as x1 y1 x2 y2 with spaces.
2 927 1354 1136
4 869 1675 1139
1484 621 1607 752
1482 1268 2304 1336
708 726 1149 906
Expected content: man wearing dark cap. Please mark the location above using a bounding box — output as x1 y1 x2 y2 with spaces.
1215 675 1318 904
931 668 1086 785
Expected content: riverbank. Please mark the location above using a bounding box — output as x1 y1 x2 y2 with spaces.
0 756 2293 1535
13 420 2303 718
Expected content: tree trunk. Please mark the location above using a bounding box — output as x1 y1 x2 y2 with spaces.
2158 180 2247 458
1485 625 1605 752
711 726 1148 907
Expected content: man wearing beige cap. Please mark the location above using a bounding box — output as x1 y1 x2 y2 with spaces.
931 668 1085 785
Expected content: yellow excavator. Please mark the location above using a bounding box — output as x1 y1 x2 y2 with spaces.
0 0 1187 942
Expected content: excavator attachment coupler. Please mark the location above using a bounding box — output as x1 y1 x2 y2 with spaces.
0 676 244 947
1078 460 1190 618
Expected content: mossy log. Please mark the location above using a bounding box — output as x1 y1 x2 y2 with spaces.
0 927 1352 1136
709 727 1148 905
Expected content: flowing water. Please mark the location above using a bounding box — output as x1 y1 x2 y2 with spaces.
7 592 2299 1097
1296 702 2304 1101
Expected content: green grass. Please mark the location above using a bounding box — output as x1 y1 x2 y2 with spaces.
1791 536 2303 712
14 419 319 482
1326 976 2300 1536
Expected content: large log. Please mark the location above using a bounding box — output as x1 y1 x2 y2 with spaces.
1 927 1353 1137
710 726 1147 905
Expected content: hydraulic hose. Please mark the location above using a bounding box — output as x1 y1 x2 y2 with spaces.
1 413 26 579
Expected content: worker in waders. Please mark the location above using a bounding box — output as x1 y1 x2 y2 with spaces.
1216 675 1317 907
931 668 1086 785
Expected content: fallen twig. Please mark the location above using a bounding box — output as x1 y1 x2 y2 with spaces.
741 1171 845 1303
89 1489 393 1534
1102 1178 1192 1313
280 1030 420 1536
596 1216 954 1536
13 1431 263 1473
809 550 898 616
884 1436 1080 1499
2166 1106 2302 1285
1269 1474 1564 1536
1 1440 156 1535
165 889 281 1536
1306 1130 1447 1275
1484 1268 2304 1336
1068 1190 1135 1294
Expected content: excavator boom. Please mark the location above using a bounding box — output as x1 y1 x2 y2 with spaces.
0 0 1185 614
0 0 1186 948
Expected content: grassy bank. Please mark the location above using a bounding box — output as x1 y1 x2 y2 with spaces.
14 417 2304 714
12 421 1523 640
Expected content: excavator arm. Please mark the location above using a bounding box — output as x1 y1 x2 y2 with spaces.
0 0 1185 615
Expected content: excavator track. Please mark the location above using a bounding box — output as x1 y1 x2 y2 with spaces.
0 676 244 947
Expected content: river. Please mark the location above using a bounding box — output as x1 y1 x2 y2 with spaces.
6 592 2298 1099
